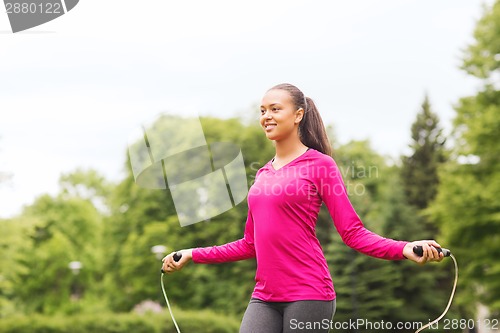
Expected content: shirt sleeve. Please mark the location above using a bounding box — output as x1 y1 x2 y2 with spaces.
316 156 408 260
191 212 256 264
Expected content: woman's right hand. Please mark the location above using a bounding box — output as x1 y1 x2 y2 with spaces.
161 249 193 274
403 240 444 265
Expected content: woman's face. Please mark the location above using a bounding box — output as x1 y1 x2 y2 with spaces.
260 89 303 141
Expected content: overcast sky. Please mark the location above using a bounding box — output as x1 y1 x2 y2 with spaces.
0 0 492 218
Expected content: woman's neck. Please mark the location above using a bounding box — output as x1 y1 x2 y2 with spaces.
274 136 308 160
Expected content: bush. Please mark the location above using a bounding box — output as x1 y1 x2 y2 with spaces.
0 310 241 333
0 313 154 333
156 309 241 333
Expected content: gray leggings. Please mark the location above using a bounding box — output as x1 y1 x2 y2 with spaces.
240 298 336 333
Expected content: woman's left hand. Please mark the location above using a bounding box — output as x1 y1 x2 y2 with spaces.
403 240 445 265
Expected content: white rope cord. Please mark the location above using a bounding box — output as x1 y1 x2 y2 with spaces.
415 254 458 333
161 273 182 333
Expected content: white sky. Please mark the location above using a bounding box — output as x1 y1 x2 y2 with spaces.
0 0 492 218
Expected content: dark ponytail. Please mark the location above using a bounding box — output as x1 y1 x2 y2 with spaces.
269 83 332 156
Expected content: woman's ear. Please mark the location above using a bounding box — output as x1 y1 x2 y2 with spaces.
295 108 304 124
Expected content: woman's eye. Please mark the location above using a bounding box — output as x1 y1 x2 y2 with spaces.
272 107 279 112
260 109 266 115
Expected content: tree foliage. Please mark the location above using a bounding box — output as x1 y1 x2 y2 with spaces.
325 140 457 332
10 174 107 315
401 94 446 210
461 1 500 80
430 0 500 317
430 87 500 314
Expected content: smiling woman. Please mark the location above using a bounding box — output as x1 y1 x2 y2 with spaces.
260 84 331 158
161 83 447 333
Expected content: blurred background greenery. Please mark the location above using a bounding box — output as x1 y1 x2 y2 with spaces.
1 1 500 332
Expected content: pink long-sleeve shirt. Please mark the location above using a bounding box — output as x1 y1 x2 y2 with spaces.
192 149 408 302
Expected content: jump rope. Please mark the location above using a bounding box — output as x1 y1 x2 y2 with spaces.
161 252 183 333
412 246 458 333
160 246 458 333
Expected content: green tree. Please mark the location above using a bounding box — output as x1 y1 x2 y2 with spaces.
10 170 108 315
430 0 500 318
401 94 446 210
430 88 500 315
461 1 500 80
0 216 39 317
397 95 455 327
